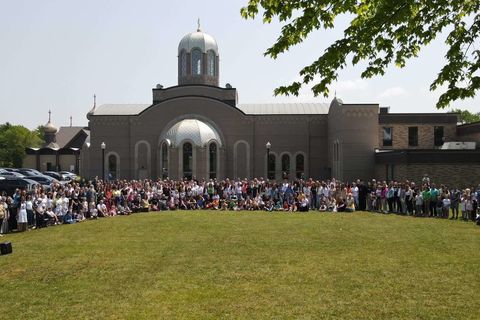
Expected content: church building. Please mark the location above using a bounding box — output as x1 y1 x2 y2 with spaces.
27 26 480 187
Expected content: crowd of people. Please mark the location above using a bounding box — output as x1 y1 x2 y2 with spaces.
1 175 479 234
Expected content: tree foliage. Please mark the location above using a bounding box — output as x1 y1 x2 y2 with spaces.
241 0 480 108
450 108 480 124
0 123 44 168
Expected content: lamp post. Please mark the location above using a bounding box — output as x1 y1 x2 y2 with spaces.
101 142 106 181
266 141 271 179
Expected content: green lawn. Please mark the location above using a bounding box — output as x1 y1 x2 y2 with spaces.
0 211 479 319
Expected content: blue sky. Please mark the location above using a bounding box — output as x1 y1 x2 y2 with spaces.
0 0 478 129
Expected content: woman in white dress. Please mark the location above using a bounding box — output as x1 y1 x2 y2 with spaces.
17 196 28 232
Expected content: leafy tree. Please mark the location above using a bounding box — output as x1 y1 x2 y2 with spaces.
241 0 480 108
0 123 44 168
35 125 46 141
450 108 480 124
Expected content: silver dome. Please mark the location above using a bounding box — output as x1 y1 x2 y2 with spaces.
178 31 218 54
44 120 58 134
164 119 222 147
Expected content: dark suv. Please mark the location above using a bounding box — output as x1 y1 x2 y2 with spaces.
0 178 39 196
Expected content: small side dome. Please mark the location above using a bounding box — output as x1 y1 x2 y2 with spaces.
164 119 222 147
178 31 218 55
44 110 57 133
44 121 57 134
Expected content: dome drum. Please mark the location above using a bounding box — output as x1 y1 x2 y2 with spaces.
178 29 219 86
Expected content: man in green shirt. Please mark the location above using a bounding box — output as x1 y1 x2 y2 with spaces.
422 187 431 217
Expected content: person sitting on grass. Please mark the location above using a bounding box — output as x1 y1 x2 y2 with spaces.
89 201 98 219
264 200 274 212
345 193 355 212
97 200 107 217
298 193 309 212
211 193 220 210
63 210 75 224
226 197 235 210
75 207 86 222
336 198 346 212
273 200 282 211
196 195 204 209
217 199 224 211
327 197 336 212
108 204 117 216
167 196 176 211
141 195 150 212
319 200 327 212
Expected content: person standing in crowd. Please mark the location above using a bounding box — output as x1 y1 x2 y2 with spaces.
387 183 395 213
7 196 17 232
26 194 35 229
422 186 431 217
0 198 7 235
414 190 423 216
405 185 414 215
450 188 460 219
429 184 439 217
351 181 359 210
17 196 28 232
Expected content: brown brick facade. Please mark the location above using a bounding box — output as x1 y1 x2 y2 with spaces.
378 124 457 149
374 163 480 188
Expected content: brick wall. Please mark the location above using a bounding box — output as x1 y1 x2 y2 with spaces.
457 132 480 144
375 163 480 188
378 124 457 149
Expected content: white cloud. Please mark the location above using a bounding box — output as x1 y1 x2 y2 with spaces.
377 86 407 99
271 76 369 103
334 79 368 92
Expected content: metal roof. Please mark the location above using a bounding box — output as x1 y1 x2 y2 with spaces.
237 103 330 115
178 31 218 54
164 119 222 147
92 102 330 116
93 104 151 116
55 127 87 148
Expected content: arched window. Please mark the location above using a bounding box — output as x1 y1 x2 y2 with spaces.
281 154 290 178
108 154 118 180
183 142 193 180
295 154 304 179
267 154 276 180
209 143 217 179
207 50 215 76
191 49 202 75
161 141 169 179
179 50 187 76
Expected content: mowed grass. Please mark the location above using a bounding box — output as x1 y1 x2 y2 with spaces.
0 211 479 319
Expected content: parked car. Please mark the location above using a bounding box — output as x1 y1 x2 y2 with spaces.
0 169 26 178
43 171 64 181
16 168 43 177
26 175 59 187
0 177 39 196
59 171 77 180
